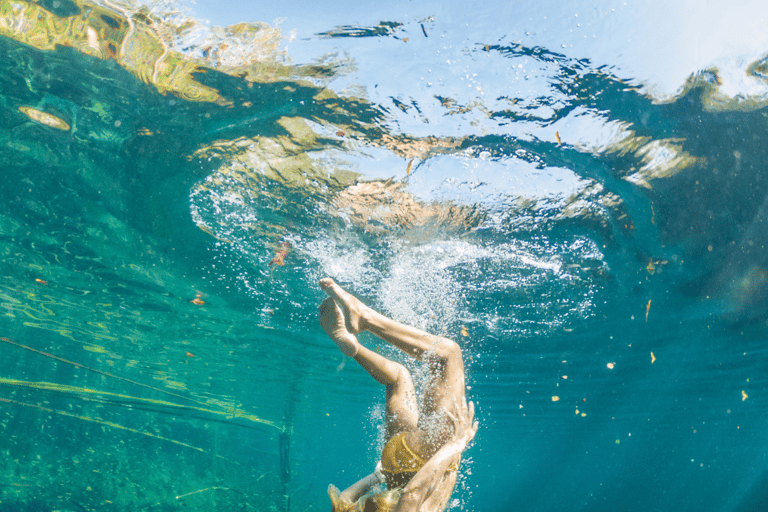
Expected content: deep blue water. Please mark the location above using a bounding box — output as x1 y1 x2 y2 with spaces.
1 1 768 511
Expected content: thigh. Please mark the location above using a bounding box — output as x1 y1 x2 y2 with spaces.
418 339 466 438
384 364 419 440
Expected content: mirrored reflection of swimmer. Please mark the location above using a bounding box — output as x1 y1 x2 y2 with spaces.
318 278 477 512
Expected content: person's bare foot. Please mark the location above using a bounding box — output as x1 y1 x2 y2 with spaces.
319 278 371 334
318 297 359 357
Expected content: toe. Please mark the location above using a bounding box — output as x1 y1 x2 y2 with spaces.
319 278 346 303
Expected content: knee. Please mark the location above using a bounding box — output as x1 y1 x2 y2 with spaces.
394 362 413 386
386 360 413 389
433 337 462 363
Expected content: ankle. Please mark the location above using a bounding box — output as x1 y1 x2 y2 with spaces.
357 307 375 333
334 330 359 357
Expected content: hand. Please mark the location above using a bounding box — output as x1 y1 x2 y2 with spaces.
328 484 355 512
444 397 478 446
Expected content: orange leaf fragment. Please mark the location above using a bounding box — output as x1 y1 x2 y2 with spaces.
185 351 195 358
645 299 651 322
555 131 562 145
191 298 205 305
269 241 291 268
460 326 469 337
35 278 48 285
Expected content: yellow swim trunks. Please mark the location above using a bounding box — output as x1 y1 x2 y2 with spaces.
380 432 427 474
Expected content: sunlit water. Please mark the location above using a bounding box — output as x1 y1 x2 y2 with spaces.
1 1 768 511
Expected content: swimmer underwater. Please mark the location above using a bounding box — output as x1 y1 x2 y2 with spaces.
318 278 478 512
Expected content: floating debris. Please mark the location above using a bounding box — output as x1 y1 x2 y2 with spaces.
742 390 748 401
551 396 560 402
18 106 70 130
651 351 656 364
607 362 615 369
460 326 469 337
406 158 414 176
35 278 48 285
555 131 562 145
645 299 651 322
269 241 291 267
646 258 668 274
186 351 196 358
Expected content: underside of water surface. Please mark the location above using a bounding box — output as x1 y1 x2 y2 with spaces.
1 0 768 511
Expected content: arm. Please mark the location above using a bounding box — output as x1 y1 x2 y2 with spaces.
342 462 386 502
329 463 385 512
394 400 478 512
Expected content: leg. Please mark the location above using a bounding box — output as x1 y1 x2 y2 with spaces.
318 297 360 356
320 278 446 359
320 279 465 438
354 345 419 438
319 296 418 437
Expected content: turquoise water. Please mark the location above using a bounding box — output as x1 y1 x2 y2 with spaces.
1 1 768 510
